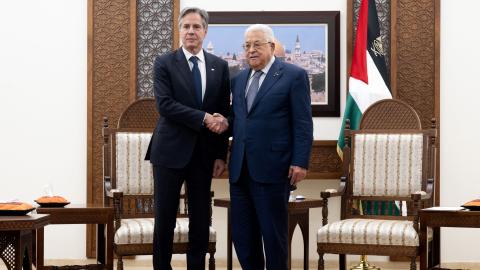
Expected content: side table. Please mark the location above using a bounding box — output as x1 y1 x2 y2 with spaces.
419 207 480 270
0 214 49 270
214 198 323 270
35 204 114 270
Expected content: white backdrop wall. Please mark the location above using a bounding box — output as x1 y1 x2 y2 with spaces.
440 0 480 262
0 0 479 265
0 0 87 260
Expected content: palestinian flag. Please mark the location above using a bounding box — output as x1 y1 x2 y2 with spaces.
338 0 398 216
337 0 392 160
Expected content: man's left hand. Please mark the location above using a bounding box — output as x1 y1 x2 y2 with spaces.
288 165 307 185
212 159 226 178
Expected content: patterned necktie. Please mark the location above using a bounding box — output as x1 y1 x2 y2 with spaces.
189 56 202 105
246 71 263 112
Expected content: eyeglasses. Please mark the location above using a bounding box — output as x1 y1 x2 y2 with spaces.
242 41 271 51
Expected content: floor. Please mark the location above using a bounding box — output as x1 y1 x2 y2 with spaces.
2 259 479 270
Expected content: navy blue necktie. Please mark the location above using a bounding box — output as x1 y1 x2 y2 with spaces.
189 56 202 106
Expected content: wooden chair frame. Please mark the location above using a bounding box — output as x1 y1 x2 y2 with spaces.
102 98 216 270
317 99 437 270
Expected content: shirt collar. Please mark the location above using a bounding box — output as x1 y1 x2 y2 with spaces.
250 56 275 78
182 47 205 63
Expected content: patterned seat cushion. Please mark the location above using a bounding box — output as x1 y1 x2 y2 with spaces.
114 218 216 244
317 219 421 246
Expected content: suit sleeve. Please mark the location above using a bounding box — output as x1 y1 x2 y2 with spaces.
214 61 231 161
153 56 205 132
289 69 314 169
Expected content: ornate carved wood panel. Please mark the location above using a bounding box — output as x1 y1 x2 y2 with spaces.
87 0 178 257
136 0 178 98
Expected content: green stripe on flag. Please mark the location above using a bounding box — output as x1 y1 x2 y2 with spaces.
337 94 363 158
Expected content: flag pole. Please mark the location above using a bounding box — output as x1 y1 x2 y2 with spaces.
349 255 380 270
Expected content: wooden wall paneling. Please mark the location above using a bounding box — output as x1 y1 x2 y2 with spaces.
87 0 181 257
307 141 342 179
129 0 138 102
347 0 353 89
390 0 398 97
395 0 440 205
87 0 137 258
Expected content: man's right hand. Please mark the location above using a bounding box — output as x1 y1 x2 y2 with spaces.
204 113 228 134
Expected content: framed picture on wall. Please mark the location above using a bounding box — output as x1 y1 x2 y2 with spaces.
206 11 340 117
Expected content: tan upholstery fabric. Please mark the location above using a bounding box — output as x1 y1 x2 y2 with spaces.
116 132 154 195
317 219 419 246
114 218 216 244
353 134 423 196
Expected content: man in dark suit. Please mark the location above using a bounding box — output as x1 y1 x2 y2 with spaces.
227 24 313 270
145 7 230 270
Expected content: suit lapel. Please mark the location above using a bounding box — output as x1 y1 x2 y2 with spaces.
237 70 250 115
174 49 198 106
248 59 284 114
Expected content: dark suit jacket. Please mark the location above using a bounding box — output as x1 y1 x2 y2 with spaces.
145 49 230 169
229 58 313 183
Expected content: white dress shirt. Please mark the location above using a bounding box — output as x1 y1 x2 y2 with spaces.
182 47 207 101
245 56 276 97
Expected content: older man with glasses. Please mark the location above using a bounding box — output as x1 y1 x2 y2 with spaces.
226 24 313 270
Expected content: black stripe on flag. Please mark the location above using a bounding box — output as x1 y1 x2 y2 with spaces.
366 0 390 90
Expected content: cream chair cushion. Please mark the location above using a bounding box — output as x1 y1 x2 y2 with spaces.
317 219 419 246
353 134 423 197
116 132 154 195
114 218 216 244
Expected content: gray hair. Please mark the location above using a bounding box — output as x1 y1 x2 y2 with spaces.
178 7 209 30
244 24 275 42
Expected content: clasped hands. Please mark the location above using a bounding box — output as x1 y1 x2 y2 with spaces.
204 113 228 134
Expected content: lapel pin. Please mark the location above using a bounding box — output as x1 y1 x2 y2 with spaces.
211 68 215 71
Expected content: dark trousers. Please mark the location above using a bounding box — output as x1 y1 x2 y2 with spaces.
152 147 212 270
230 160 290 270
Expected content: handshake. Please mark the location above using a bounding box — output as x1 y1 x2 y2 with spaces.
204 113 228 134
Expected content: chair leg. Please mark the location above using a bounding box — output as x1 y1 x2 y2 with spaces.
208 251 215 270
340 254 346 270
117 255 124 270
410 256 416 270
318 253 325 270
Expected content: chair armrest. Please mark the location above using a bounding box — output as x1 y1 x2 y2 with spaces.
320 176 347 199
319 176 347 226
411 178 434 202
104 176 124 199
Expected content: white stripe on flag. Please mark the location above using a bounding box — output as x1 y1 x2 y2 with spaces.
349 52 392 113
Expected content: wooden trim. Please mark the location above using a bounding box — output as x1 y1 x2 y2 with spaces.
86 0 94 258
390 0 398 97
129 0 138 102
434 0 441 206
346 0 353 91
173 0 180 49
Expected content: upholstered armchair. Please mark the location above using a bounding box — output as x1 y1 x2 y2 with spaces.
317 99 437 270
102 98 217 270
